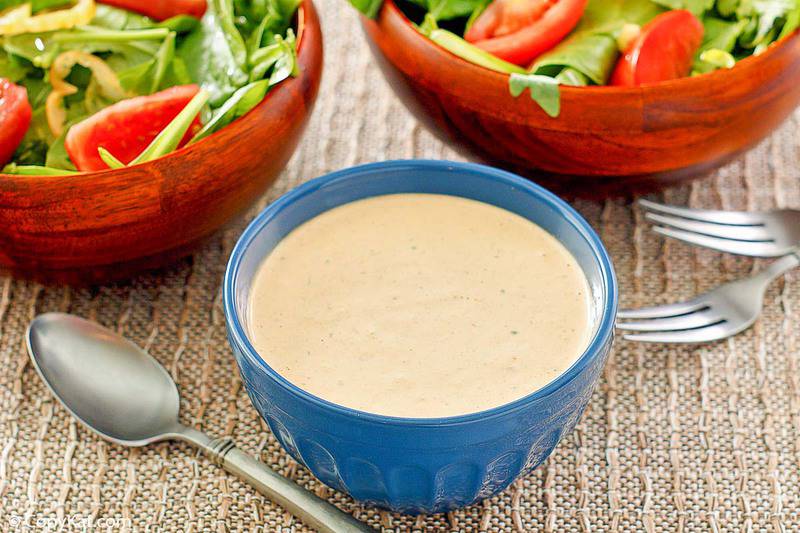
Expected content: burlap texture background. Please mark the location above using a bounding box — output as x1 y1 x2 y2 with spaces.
3 1 800 530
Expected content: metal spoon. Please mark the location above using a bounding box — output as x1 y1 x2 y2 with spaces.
26 312 373 533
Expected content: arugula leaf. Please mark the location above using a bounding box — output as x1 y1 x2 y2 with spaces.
532 0 664 84
509 74 561 117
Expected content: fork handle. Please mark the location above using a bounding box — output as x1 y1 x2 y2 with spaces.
757 253 800 284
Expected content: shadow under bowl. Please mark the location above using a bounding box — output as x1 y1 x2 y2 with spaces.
0 0 323 284
361 1 800 197
224 160 618 514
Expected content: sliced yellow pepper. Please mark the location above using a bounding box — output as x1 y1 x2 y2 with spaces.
0 4 32 29
46 50 129 136
0 0 96 36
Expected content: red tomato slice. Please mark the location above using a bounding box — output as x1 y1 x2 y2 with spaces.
465 0 588 66
98 0 206 20
65 85 202 171
610 10 704 86
0 78 32 167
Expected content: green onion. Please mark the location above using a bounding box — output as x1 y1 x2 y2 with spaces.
428 29 527 75
128 89 210 166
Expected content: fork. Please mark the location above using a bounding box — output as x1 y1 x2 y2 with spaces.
639 199 800 257
617 253 800 343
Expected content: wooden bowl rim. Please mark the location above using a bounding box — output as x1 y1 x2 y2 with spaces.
378 0 800 97
0 0 319 183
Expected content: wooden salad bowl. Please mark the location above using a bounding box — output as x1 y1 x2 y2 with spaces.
0 0 323 283
362 0 800 196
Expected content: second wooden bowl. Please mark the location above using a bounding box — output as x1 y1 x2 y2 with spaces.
0 0 323 283
362 0 800 196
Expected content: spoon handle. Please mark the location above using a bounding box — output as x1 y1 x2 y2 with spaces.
178 428 374 532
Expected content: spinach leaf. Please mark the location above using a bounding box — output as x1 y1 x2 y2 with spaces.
650 0 712 15
116 31 178 95
0 51 30 81
534 34 620 85
426 0 490 20
236 0 299 40
0 0 72 13
348 0 385 17
699 17 748 53
778 4 800 38
90 4 155 30
717 0 740 16
736 0 797 50
45 130 77 170
249 30 296 81
267 31 297 84
177 0 250 105
555 67 591 85
532 0 663 84
12 139 48 166
3 26 165 72
13 106 53 167
158 15 201 34
509 74 561 117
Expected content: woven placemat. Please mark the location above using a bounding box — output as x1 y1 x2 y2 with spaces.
3 2 800 531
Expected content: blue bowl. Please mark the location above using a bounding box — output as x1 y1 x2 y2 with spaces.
224 160 617 514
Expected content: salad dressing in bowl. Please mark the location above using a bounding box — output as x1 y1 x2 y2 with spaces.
247 193 592 418
225 160 617 513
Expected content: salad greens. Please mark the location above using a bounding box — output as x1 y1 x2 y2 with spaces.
1 0 300 173
359 0 800 116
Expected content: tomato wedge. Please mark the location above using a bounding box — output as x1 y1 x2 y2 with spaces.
98 0 206 20
0 79 32 167
464 0 588 66
610 10 704 86
65 85 202 171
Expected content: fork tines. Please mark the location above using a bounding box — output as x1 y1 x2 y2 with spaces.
617 299 736 344
639 199 782 257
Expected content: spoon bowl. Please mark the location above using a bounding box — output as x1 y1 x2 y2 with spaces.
27 313 180 446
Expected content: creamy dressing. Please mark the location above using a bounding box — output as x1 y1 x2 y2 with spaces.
248 193 593 418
